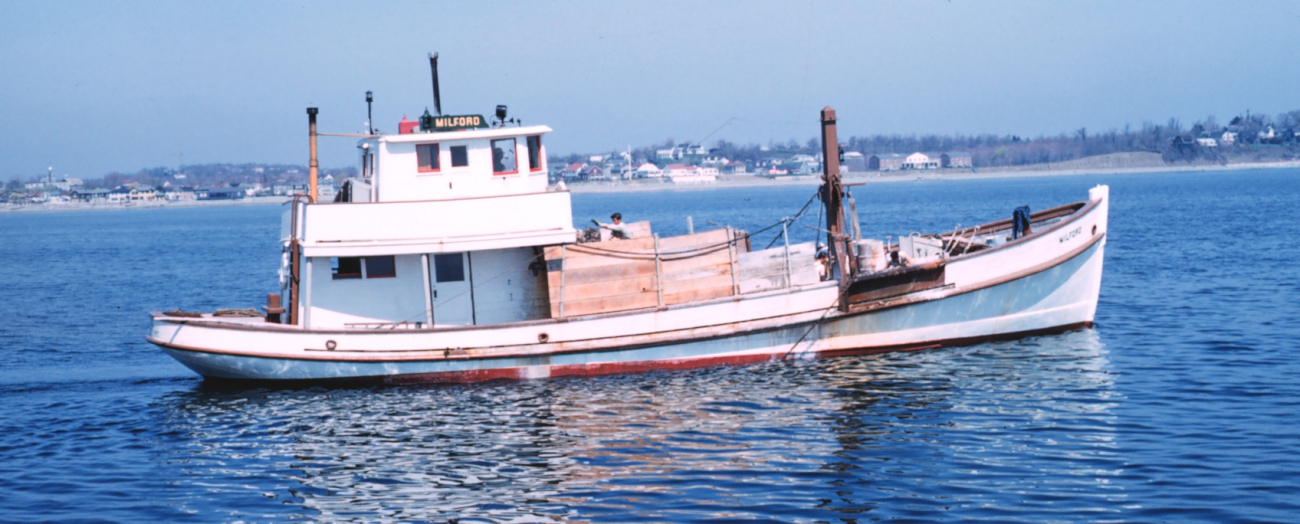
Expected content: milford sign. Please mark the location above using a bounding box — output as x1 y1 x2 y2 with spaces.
420 110 489 132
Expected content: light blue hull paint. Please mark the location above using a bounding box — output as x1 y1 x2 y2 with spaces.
161 240 1102 382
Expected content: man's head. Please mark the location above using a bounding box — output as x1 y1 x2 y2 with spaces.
610 212 622 224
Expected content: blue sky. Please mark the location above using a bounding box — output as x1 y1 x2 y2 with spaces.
2 1 1297 180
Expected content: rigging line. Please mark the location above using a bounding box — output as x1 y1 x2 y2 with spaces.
568 218 790 258
567 243 734 262
730 117 817 127
763 218 790 251
780 295 841 361
569 234 740 259
815 192 823 241
764 191 819 250
696 117 736 147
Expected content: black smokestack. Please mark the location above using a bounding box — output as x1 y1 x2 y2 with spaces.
429 52 442 116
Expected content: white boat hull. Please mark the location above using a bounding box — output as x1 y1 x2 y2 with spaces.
148 187 1108 384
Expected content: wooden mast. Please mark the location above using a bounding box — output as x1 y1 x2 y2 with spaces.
820 107 850 310
292 107 319 325
308 107 319 202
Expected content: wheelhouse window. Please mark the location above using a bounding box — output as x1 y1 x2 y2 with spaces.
492 138 517 175
364 256 396 278
527 135 543 172
331 256 396 279
433 254 465 282
332 257 362 279
416 143 440 172
450 145 469 167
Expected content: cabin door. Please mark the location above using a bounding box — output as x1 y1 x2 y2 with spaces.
430 252 475 326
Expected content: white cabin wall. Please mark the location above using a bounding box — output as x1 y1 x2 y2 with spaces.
375 133 549 203
470 247 551 325
299 191 575 257
306 255 426 327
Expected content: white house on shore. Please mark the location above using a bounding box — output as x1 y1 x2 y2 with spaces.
903 152 940 170
635 163 663 178
665 164 717 184
723 159 750 175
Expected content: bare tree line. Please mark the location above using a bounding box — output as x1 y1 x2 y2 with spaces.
556 108 1300 169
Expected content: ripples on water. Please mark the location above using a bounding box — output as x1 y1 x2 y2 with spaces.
1 170 1298 522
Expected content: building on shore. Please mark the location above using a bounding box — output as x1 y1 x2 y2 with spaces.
722 159 750 175
869 153 906 171
273 183 309 196
903 152 940 170
842 151 866 172
941 152 972 168
868 152 971 170
70 188 112 204
635 163 663 178
561 163 587 179
665 164 717 184
196 187 246 200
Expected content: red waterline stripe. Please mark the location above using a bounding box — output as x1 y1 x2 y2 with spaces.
208 322 1093 386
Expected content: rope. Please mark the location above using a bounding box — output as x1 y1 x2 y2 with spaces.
780 295 841 360
570 215 790 259
764 190 820 250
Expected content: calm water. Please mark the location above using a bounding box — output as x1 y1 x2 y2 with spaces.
1 170 1298 522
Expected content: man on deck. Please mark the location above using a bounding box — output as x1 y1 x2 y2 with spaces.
604 213 632 239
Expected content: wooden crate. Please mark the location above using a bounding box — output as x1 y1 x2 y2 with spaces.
736 242 820 294
545 228 751 317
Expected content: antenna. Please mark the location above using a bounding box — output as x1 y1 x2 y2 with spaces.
428 52 442 116
365 91 374 135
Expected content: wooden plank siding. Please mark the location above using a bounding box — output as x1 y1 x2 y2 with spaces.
544 227 823 318
736 242 820 294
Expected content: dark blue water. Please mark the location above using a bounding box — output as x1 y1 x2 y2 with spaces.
2 170 1298 522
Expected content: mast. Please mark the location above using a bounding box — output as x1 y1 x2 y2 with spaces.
429 52 442 116
307 107 319 202
366 91 374 135
820 107 849 309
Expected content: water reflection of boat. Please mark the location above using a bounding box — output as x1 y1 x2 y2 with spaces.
147 61 1107 384
153 331 1115 521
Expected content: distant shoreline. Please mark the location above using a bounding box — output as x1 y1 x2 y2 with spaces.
4 160 1297 214
567 159 1300 193
0 196 291 214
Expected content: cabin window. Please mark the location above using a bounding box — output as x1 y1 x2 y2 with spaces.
450 145 469 167
527 135 543 172
416 144 440 172
492 138 517 175
364 256 396 278
331 256 396 279
433 254 465 282
332 257 362 279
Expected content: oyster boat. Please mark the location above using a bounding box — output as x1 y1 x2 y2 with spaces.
147 86 1107 384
